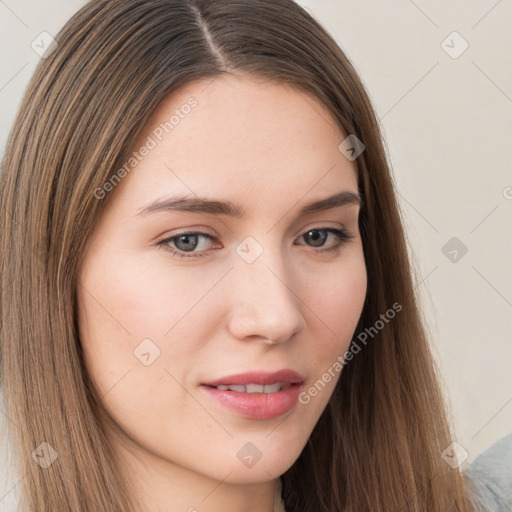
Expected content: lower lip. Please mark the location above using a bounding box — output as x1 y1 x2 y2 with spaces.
200 384 303 420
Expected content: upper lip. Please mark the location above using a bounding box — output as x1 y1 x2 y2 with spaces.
201 370 304 387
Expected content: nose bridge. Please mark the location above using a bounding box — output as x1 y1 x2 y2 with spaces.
226 237 305 343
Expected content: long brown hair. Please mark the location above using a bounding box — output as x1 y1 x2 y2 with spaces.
0 0 477 510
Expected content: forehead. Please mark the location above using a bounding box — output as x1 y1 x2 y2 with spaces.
109 72 358 215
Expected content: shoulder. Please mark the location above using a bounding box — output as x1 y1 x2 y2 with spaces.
463 433 512 512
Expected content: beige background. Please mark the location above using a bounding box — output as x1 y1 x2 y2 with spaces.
1 0 511 508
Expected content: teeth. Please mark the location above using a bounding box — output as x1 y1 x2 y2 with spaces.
263 383 282 393
246 383 264 393
214 383 291 393
228 385 246 392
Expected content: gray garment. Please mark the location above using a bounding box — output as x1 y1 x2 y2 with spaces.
464 433 512 512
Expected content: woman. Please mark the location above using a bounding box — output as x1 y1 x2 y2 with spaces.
0 0 487 510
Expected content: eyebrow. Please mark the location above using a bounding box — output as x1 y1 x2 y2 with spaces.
136 190 363 218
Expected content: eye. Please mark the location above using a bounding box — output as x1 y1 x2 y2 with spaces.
158 231 216 258
157 227 355 259
296 227 355 255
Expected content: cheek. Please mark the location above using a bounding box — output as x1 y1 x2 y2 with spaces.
292 255 366 415
78 249 206 338
305 250 367 354
76 251 218 391
76 257 209 443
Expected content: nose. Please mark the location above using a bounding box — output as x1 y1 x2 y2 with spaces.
225 249 306 345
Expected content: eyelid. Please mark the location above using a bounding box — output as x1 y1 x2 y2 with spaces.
159 222 350 241
157 225 355 259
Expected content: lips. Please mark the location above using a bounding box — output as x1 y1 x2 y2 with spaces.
200 370 305 420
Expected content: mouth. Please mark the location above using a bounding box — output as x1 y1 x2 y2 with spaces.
199 371 305 420
199 383 303 420
203 382 294 393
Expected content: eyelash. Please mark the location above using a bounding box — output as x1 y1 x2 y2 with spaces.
157 227 355 259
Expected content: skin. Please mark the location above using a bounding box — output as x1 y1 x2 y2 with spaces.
77 72 367 512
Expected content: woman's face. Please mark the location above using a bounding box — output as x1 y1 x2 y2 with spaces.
77 73 367 487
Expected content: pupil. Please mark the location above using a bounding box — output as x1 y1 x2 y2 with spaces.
306 230 326 247
176 234 198 252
